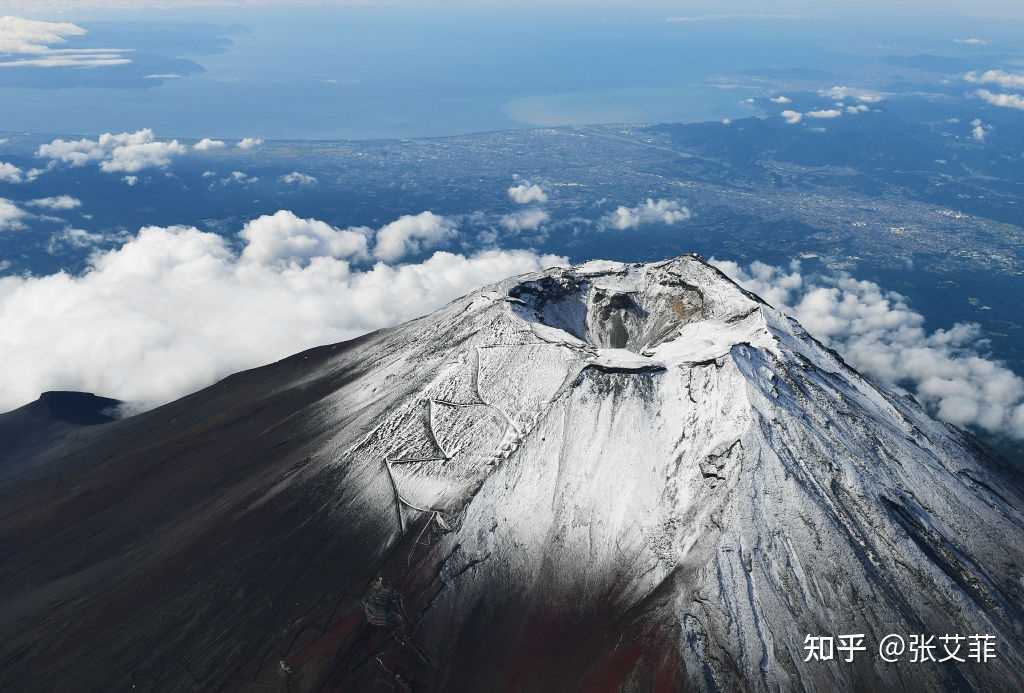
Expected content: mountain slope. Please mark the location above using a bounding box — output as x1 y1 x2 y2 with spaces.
0 391 120 477
1 255 1022 693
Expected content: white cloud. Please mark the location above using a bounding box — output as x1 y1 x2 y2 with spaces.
806 109 842 119
770 95 792 104
820 86 884 103
0 219 564 411
955 37 990 45
713 259 1024 440
972 119 990 141
604 198 691 231
508 182 548 205
237 137 264 150
238 210 369 267
0 53 130 68
0 16 130 68
37 129 187 173
223 170 258 185
846 104 870 114
0 198 27 230
500 208 550 232
373 211 456 262
123 175 138 186
280 171 318 186
781 109 803 124
103 137 186 173
27 195 82 210
975 88 1024 110
47 226 110 252
964 69 1024 88
193 138 226 151
0 161 22 183
0 16 85 54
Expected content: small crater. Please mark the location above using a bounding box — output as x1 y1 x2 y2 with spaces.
509 274 706 354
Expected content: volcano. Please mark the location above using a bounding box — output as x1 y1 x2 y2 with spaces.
1 255 1023 692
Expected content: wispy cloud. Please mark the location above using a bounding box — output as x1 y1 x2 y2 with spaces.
0 16 131 68
820 86 884 103
781 109 803 124
965 69 1024 88
220 170 258 185
46 226 115 252
280 171 318 186
27 195 82 210
975 88 1024 110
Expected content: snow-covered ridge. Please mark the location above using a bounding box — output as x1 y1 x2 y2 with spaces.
8 253 1023 692
327 253 1024 691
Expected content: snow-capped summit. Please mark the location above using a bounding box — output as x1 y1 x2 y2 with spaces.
2 255 1022 692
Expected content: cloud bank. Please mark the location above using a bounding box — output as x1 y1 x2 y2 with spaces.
37 129 188 173
0 213 564 412
713 259 1024 440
